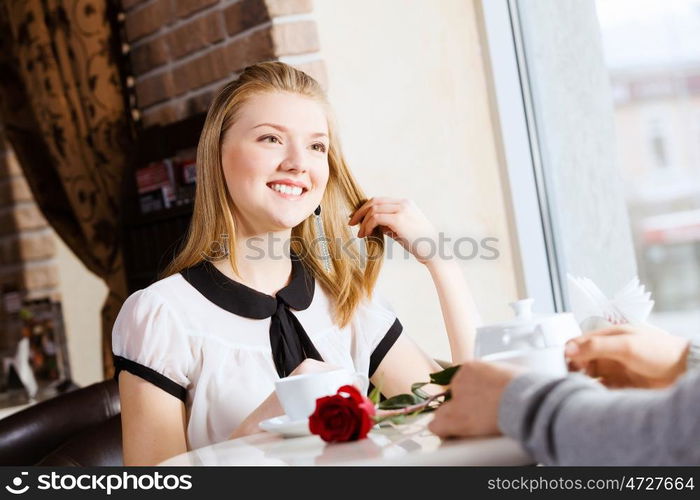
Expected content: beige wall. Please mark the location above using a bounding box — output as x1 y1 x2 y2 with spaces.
312 0 520 359
54 234 107 386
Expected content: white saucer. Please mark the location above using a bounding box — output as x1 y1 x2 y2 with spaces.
259 415 311 437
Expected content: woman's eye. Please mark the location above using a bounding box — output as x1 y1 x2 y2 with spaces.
312 143 327 153
262 135 280 144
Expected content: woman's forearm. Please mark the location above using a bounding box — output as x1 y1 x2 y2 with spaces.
425 258 481 363
228 392 284 439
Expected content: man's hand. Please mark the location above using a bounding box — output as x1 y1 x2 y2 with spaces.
428 361 523 438
566 323 690 388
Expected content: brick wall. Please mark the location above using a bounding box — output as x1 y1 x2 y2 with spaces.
120 0 327 128
0 125 61 340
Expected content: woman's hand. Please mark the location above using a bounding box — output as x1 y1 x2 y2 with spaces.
290 358 341 376
348 197 480 363
229 359 340 440
349 197 440 265
565 324 690 388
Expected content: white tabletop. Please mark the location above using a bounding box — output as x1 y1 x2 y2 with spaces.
159 414 534 466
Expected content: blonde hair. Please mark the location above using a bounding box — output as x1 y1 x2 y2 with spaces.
161 61 385 328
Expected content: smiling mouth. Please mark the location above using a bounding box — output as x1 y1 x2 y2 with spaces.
266 182 308 198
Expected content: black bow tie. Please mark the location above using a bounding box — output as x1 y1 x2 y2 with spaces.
180 252 323 378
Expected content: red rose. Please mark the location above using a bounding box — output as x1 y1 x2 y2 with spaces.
308 385 376 442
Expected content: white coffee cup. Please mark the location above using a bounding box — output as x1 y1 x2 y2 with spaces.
274 369 369 421
481 346 568 376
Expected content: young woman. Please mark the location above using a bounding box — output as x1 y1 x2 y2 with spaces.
113 61 481 465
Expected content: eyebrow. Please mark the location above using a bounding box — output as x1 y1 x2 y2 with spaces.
252 122 328 139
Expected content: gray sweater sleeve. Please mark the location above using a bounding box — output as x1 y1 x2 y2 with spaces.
498 359 700 465
687 337 700 371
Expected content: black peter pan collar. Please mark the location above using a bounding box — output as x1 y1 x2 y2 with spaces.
180 252 323 378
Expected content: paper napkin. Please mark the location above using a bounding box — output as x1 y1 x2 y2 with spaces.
567 274 654 330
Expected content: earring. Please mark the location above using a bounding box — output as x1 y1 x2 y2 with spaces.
314 205 332 272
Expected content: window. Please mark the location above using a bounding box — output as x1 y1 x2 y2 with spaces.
499 0 700 339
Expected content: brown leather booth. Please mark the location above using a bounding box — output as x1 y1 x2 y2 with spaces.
0 379 122 466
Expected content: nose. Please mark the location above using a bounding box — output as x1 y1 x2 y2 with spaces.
279 142 307 173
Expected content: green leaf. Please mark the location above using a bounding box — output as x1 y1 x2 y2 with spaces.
429 365 461 386
368 385 381 405
378 393 421 410
411 382 430 400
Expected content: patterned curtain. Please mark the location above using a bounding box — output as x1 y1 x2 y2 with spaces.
0 0 133 379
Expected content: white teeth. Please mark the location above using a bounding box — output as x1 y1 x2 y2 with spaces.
269 183 303 196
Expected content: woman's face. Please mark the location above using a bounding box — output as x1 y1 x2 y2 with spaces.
220 91 330 235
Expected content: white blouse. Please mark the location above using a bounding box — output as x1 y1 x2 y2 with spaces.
111 256 403 450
